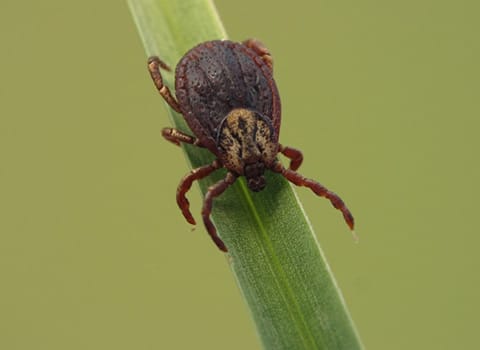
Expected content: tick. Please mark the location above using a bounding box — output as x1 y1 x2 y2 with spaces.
147 39 354 252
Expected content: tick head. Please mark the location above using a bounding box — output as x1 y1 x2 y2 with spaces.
245 162 266 192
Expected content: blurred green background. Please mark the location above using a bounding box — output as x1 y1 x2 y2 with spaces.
1 0 479 349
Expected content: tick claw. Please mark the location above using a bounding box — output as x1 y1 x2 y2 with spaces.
351 230 359 243
186 215 196 225
215 239 228 252
342 210 354 231
180 206 196 225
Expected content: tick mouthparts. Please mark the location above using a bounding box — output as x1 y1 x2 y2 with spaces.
247 176 266 192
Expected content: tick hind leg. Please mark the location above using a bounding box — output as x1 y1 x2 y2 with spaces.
147 56 182 113
279 144 304 171
272 162 355 231
177 160 222 226
162 128 205 147
202 172 237 252
242 38 273 70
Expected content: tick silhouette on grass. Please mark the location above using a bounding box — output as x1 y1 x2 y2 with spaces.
148 39 354 252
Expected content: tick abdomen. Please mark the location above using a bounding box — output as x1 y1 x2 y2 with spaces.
175 40 280 149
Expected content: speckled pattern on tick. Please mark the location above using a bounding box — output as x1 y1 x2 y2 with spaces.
147 39 354 252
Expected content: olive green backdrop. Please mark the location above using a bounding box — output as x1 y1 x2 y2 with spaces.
1 1 479 349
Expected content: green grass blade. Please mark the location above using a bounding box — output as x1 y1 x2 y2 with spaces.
127 1 364 349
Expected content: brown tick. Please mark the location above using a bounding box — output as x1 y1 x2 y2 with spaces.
147 39 354 252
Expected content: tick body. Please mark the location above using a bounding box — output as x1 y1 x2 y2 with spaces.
148 39 354 252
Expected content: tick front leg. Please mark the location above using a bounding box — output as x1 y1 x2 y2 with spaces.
272 162 355 231
242 38 273 71
279 144 304 171
177 160 222 226
202 172 237 252
147 56 182 113
162 128 204 147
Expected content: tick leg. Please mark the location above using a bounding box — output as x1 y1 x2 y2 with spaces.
147 56 182 113
242 38 273 71
177 160 222 226
162 127 204 147
272 162 355 231
202 172 237 252
279 144 304 171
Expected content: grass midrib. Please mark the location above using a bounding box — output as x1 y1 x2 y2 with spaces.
238 181 320 349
